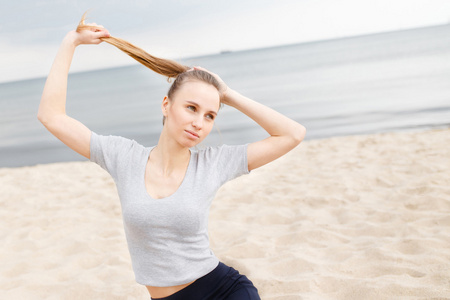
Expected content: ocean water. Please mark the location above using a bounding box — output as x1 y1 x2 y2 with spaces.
1 24 450 168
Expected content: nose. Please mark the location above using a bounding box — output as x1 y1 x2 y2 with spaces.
192 116 203 130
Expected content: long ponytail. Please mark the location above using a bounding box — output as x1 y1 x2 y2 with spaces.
76 12 189 80
76 11 223 124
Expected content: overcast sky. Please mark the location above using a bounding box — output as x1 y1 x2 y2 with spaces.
1 0 449 83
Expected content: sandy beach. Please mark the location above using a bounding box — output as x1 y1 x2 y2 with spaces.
1 128 449 299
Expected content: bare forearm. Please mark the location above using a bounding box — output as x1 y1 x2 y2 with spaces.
224 88 306 142
38 32 78 121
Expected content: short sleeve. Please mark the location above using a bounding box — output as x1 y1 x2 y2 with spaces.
89 131 136 180
204 144 250 185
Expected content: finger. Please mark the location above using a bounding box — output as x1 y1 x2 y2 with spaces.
195 66 210 73
93 25 105 30
84 22 105 32
93 30 110 39
88 26 103 32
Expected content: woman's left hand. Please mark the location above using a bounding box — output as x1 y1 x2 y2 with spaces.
192 66 229 103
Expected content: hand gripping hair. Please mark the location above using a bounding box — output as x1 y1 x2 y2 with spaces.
76 12 190 80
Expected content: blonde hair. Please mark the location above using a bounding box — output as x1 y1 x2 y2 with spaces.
76 12 190 79
76 12 222 125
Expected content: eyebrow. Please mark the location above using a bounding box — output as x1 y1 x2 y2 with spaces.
186 100 218 115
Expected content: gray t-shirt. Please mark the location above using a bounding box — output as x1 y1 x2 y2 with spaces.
89 132 250 286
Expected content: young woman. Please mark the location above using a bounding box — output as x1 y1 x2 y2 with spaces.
38 16 306 300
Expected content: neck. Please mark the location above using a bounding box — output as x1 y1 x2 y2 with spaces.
151 129 190 177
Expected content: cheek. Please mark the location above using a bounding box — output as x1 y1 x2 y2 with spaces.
204 121 215 134
167 106 187 125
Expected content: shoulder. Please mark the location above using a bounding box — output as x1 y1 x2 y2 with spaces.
195 144 247 159
194 144 249 174
192 144 250 183
91 132 145 152
90 132 148 171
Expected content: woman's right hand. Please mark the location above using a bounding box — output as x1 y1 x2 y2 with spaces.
68 23 110 47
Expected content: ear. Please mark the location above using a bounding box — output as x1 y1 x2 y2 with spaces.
162 96 170 117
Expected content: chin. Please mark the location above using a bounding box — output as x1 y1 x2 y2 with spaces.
181 131 209 148
179 138 202 149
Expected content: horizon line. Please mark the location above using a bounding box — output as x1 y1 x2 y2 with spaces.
1 22 448 85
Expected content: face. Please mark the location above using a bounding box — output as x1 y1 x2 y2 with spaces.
162 80 220 148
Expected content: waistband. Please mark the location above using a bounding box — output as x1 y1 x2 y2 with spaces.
151 261 226 300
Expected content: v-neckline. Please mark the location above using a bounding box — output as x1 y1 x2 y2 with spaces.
142 147 193 201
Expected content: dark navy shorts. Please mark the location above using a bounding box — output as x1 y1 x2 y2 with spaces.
151 262 261 300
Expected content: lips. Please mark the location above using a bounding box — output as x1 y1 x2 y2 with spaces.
185 130 199 139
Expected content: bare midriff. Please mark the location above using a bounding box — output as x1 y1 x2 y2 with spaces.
146 280 196 299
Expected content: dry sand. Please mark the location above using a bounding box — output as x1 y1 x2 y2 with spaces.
1 129 449 299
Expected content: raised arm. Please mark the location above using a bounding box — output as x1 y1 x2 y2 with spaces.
37 25 110 159
224 89 305 171
193 67 306 171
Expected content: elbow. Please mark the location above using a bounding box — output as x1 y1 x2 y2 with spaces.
37 104 62 126
37 109 62 129
37 102 47 124
37 110 46 124
291 124 306 146
37 109 50 126
37 110 45 124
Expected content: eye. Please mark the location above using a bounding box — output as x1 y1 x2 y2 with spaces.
187 105 196 111
206 114 215 120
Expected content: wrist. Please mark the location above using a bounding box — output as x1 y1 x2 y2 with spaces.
63 30 80 47
221 87 237 107
221 84 229 100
